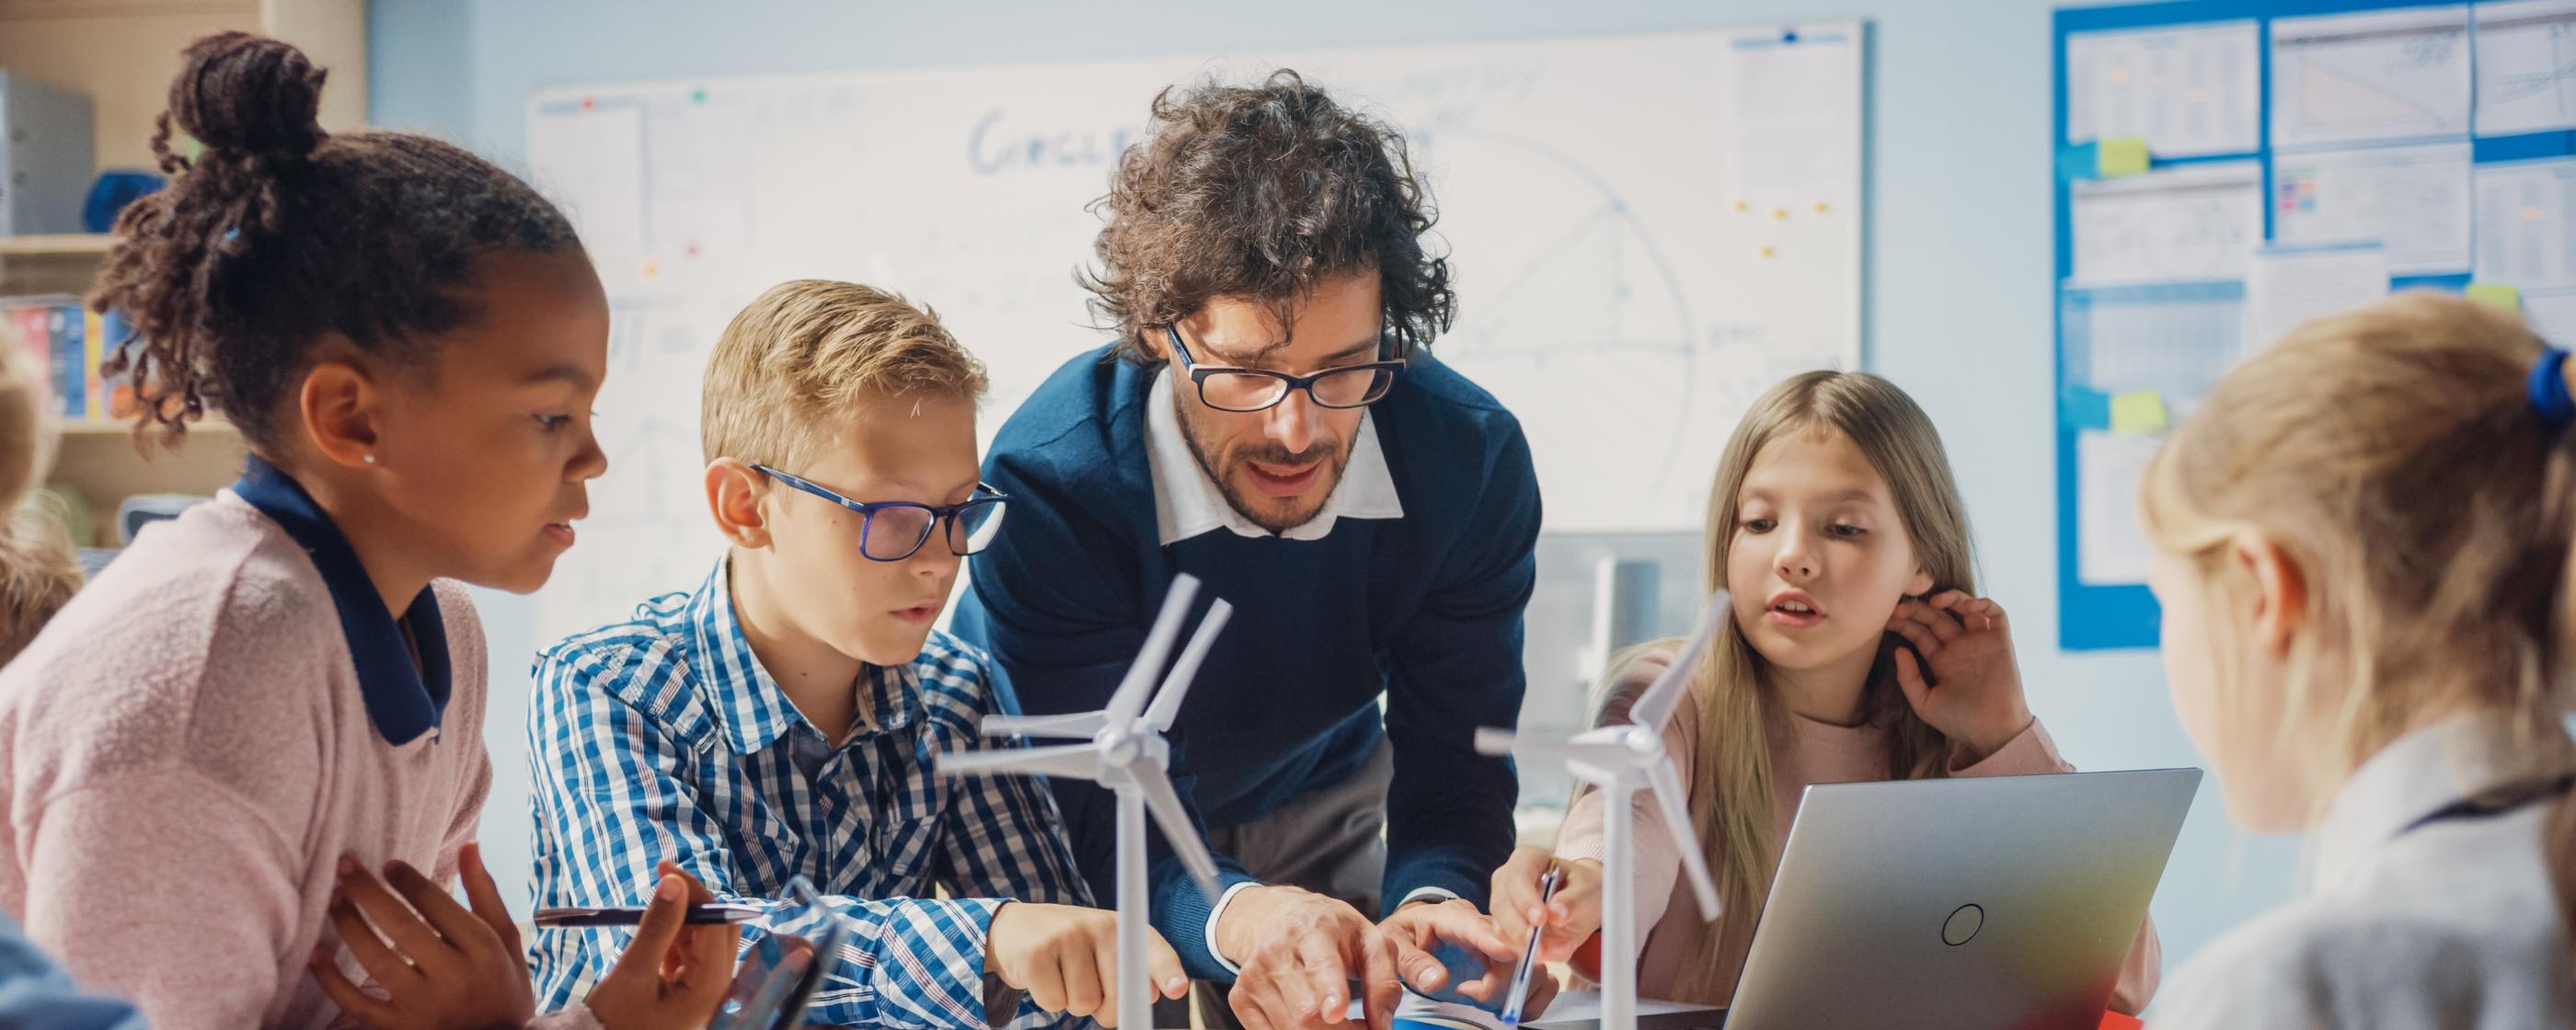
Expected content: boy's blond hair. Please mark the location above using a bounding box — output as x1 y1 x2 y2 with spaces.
701 280 987 467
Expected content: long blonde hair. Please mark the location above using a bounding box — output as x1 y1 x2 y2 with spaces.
1594 371 1975 1003
2139 292 2576 962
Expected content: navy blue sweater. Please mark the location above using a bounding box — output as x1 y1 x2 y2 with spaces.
952 345 1539 980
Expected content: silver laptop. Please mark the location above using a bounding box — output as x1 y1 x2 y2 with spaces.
1523 767 2198 1030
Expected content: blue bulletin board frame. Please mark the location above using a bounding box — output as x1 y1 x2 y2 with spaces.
2052 0 2576 650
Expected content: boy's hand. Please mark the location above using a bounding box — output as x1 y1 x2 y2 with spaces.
985 901 1188 1027
310 843 535 1030
1886 591 2035 761
583 862 743 1030
1488 848 1602 966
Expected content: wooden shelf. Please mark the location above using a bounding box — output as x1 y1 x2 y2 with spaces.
54 418 233 438
48 418 246 545
0 234 114 258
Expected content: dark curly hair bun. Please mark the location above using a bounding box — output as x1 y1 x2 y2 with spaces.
168 31 328 161
90 32 581 452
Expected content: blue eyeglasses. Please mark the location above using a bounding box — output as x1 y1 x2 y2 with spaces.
751 465 1010 562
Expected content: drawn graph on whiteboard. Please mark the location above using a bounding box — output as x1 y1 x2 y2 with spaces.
1424 128 1714 530
2271 10 2472 147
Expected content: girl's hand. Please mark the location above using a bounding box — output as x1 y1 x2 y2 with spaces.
582 862 743 1030
1486 848 1602 966
311 843 535 1030
1886 590 2035 761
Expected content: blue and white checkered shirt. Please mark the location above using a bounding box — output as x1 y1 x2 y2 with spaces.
526 558 1093 1029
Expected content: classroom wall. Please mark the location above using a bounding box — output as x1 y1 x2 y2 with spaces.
367 0 2305 972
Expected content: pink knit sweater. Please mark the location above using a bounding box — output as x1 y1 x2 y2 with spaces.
1553 648 2161 1014
0 491 595 1030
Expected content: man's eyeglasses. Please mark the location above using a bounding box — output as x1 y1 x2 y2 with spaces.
751 465 1009 562
1163 323 1406 413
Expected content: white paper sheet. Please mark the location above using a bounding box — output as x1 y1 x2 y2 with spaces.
526 100 647 258
2065 21 2262 157
2064 281 2246 404
2070 162 2265 287
2475 157 2576 289
2079 429 2166 587
2245 246 2390 355
2271 142 2472 275
2524 287 2576 339
2475 0 2576 136
1728 30 1862 201
2270 6 2474 149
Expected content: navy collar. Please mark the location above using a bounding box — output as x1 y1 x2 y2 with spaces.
230 455 450 745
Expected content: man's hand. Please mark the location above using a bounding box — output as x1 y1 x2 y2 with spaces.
1214 886 1402 1030
1376 898 1520 1005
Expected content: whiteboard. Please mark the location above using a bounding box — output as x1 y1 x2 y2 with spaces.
524 27 1865 644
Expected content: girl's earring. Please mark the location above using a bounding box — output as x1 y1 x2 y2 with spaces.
362 453 377 465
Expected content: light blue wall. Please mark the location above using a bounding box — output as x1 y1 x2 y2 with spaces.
368 0 2305 978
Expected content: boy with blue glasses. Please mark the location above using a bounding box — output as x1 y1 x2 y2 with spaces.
528 280 1188 1029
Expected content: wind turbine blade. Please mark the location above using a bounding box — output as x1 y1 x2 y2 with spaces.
937 743 1101 782
1132 767 1223 902
1146 600 1233 732
980 712 1106 739
1476 728 1631 769
1647 757 1721 921
1628 589 1731 732
1105 576 1201 727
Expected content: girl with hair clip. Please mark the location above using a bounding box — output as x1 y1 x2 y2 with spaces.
2146 292 2576 1026
1487 371 2160 1015
0 33 734 1030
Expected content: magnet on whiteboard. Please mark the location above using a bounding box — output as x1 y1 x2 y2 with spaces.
1771 207 1788 220
1759 245 1777 259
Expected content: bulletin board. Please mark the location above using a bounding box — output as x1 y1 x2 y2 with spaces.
2053 0 2576 649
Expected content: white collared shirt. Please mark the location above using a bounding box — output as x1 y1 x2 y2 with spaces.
1144 367 1404 546
2153 711 2576 1027
1143 366 1444 970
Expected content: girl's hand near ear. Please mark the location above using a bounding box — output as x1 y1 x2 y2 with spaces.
1488 847 1603 965
1885 590 2034 761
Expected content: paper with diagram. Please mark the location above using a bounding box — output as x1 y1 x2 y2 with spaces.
2270 6 2473 150
2070 162 2264 287
2270 142 2471 275
2475 0 2576 136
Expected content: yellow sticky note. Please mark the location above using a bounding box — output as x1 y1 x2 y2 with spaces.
2098 137 2150 177
2466 282 2521 311
2110 390 2169 435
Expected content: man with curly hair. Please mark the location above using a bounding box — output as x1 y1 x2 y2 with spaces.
954 71 1544 1030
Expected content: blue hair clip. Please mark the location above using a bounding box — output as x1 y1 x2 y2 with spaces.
2532 347 2575 429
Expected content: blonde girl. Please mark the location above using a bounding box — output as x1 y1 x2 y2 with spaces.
1488 371 2159 1013
2144 292 2576 1026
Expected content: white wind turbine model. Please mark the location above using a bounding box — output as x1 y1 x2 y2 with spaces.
1473 591 1730 1030
938 574 1232 1030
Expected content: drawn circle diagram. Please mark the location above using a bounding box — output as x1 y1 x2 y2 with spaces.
1422 128 1700 531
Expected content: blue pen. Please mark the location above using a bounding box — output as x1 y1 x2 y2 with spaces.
1499 864 1563 1026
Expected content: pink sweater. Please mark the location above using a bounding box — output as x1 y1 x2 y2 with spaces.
1553 648 2161 1014
0 492 594 1030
